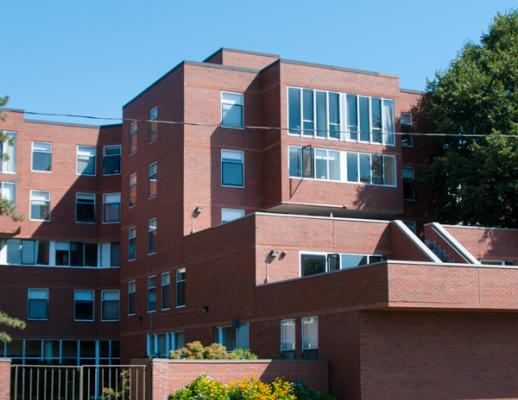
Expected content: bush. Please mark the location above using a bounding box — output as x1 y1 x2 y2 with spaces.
168 374 335 400
169 341 257 360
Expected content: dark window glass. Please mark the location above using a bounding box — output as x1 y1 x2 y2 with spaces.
329 92 340 139
315 91 327 138
37 241 49 265
371 98 382 143
32 143 52 172
76 194 95 223
302 146 314 178
84 243 98 266
74 291 94 321
288 88 301 133
359 97 370 142
289 147 302 177
302 89 314 135
176 268 186 307
371 154 383 185
70 242 84 266
327 254 340 272
111 242 120 267
347 152 358 182
359 154 371 183
347 94 358 140
103 146 121 175
301 254 326 277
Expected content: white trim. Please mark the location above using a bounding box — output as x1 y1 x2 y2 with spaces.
75 145 96 176
220 149 245 188
220 91 245 129
75 192 96 224
102 144 122 176
102 192 121 224
430 222 481 265
392 220 442 263
29 190 51 222
30 141 52 173
436 223 518 232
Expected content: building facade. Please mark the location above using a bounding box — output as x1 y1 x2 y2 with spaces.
1 48 518 399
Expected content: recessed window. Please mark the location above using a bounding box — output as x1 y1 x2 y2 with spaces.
147 276 157 313
0 182 15 204
74 290 94 321
400 112 413 147
403 166 416 201
301 316 318 358
129 173 137 207
128 227 136 261
76 146 96 176
221 208 245 224
0 131 16 173
176 267 186 308
28 288 48 320
103 193 121 223
280 319 296 359
76 193 95 223
221 92 244 128
101 290 120 321
148 218 157 255
161 272 171 310
30 190 50 221
149 107 158 143
32 142 52 172
148 162 157 198
103 145 121 175
128 281 136 316
221 149 244 187
130 121 138 155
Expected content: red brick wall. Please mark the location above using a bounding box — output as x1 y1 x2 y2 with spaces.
423 224 467 263
0 359 10 400
144 358 328 400
360 310 518 400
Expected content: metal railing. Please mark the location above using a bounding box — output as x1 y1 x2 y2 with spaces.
10 364 147 400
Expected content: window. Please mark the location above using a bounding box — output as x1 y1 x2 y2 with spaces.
346 152 358 182
328 92 340 139
129 173 137 207
221 149 244 187
76 193 95 223
146 331 186 358
0 182 15 204
288 146 314 179
400 112 413 147
301 254 326 277
221 208 245 224
128 227 136 261
481 260 513 266
221 92 244 128
359 154 371 183
147 276 156 313
74 290 94 321
359 96 370 142
103 193 120 223
148 218 157 255
149 106 158 143
129 121 137 155
101 290 120 321
30 190 50 221
128 281 136 315
55 242 98 267
403 166 416 201
176 267 186 308
0 131 16 173
161 272 171 310
314 149 340 180
110 242 120 267
346 95 358 141
28 288 48 320
103 145 121 175
7 239 36 265
214 326 236 352
371 97 383 143
383 99 396 145
280 319 296 359
301 252 384 276
341 254 385 269
76 146 96 176
32 142 52 172
148 162 157 198
301 316 318 357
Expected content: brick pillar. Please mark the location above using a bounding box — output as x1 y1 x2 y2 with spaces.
0 358 11 400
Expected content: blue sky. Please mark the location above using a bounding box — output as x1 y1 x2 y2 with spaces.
2 0 516 124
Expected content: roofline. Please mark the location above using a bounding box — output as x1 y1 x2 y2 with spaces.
203 47 280 62
400 88 425 95
1 108 104 128
0 107 24 114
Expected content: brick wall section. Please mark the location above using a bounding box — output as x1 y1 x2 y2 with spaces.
144 359 328 400
360 311 518 400
389 221 432 261
0 359 10 400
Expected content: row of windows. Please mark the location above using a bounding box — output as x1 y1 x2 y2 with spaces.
146 332 186 358
288 87 396 145
289 146 397 187
0 239 120 268
128 106 159 155
128 268 186 316
300 252 386 277
27 288 120 321
0 339 119 365
281 316 318 359
0 186 121 223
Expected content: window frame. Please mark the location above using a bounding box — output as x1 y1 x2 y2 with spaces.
76 145 97 176
128 226 136 262
176 267 186 308
73 289 95 322
102 192 121 224
29 190 51 222
0 131 16 174
220 91 244 129
301 316 319 351
75 192 96 224
161 272 171 311
280 318 296 352
147 276 157 313
27 288 49 321
128 280 136 316
400 112 414 147
129 121 138 155
0 181 16 204
128 172 137 208
102 145 121 176
31 141 52 173
220 208 245 224
148 218 157 256
148 161 158 199
402 166 416 201
220 149 245 188
149 106 158 143
101 290 120 322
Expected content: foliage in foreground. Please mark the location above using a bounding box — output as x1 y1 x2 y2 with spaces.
169 374 335 400
170 341 257 360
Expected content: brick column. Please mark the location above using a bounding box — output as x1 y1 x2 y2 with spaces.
0 358 11 400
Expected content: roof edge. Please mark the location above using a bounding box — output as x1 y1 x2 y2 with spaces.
280 59 399 79
203 47 280 62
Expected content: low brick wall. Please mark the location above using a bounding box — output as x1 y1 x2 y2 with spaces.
133 358 329 400
0 358 11 400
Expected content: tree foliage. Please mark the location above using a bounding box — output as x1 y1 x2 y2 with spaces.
423 10 518 227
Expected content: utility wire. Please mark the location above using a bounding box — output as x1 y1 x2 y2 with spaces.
12 109 518 138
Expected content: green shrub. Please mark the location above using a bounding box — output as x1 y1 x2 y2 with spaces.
168 374 335 400
169 341 257 360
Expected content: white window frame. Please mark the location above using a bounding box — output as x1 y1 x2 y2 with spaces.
29 190 51 222
73 289 95 322
76 145 96 176
31 142 52 173
102 193 121 224
102 145 121 176
280 319 296 351
75 192 96 224
147 275 157 313
128 227 136 261
148 218 157 256
0 182 15 204
221 149 245 188
128 280 136 316
301 316 318 351
27 288 49 321
0 131 16 174
220 208 245 224
161 272 171 311
176 267 186 309
101 290 120 322
220 91 244 129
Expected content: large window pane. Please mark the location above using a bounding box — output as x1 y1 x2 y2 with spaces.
371 98 382 143
77 146 96 176
328 150 340 181
301 254 326 277
383 156 397 186
289 147 302 178
341 254 367 269
147 277 156 312
110 242 120 267
161 273 171 310
102 290 120 321
302 316 318 350
221 150 244 187
176 268 186 307
346 95 358 141
103 145 121 175
221 92 243 128
103 193 120 223
315 149 328 180
76 193 95 223
328 92 340 139
74 290 94 321
359 97 370 142
32 142 52 172
30 190 50 221
302 89 314 136
288 88 301 134
281 319 296 351
383 100 395 145
0 182 15 203
1 132 16 173
315 91 327 138
359 154 371 183
371 154 383 184
302 146 314 178
347 152 359 182
28 289 48 320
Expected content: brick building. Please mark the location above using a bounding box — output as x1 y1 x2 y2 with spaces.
1 48 518 399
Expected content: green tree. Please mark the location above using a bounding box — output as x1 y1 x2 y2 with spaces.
0 96 26 341
423 10 518 228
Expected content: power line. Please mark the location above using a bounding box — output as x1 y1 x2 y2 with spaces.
10 109 518 139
